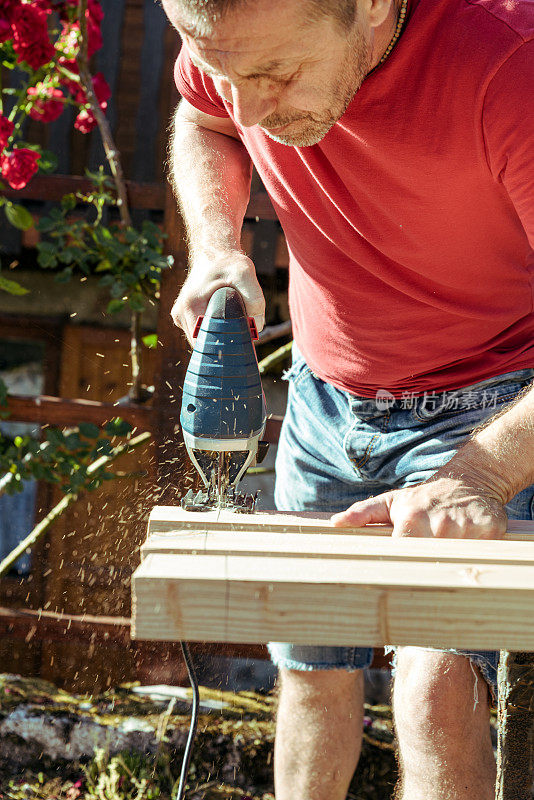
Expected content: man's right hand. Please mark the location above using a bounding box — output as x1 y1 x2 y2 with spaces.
171 248 265 345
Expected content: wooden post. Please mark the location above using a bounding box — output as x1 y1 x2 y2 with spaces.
496 651 534 800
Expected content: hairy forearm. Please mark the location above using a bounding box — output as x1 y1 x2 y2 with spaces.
170 103 253 257
437 381 534 502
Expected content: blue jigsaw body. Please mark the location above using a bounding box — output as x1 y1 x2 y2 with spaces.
180 287 267 507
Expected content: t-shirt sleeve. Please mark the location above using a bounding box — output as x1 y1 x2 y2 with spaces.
174 43 230 119
482 40 534 249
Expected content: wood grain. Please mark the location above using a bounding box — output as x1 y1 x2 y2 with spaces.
132 508 534 650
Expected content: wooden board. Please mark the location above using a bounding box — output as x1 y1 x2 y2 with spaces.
131 508 534 650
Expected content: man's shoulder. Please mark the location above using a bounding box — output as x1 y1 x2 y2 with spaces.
463 0 534 42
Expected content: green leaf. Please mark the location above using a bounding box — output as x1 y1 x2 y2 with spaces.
63 432 82 450
0 274 28 295
37 150 58 175
128 294 145 312
106 299 125 314
94 438 113 456
103 418 132 437
142 333 158 349
4 203 34 231
110 281 125 298
79 422 100 439
55 268 73 283
61 193 77 212
37 242 58 269
45 428 65 447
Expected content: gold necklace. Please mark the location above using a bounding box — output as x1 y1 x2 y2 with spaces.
372 0 409 72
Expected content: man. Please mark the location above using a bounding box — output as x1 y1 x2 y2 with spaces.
160 0 534 796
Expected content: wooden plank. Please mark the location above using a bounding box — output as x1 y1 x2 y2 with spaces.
245 192 277 221
38 323 158 691
0 606 131 646
0 606 267 660
132 510 534 649
146 506 534 539
6 394 153 430
2 174 276 220
131 0 169 183
252 219 279 275
1 174 165 209
142 528 534 564
132 552 534 649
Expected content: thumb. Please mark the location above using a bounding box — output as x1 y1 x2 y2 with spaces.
253 314 265 334
331 494 394 527
235 278 265 333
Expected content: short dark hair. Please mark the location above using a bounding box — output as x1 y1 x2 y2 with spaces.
176 0 358 34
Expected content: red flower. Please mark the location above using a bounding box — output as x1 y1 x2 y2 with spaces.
0 115 14 151
0 0 19 40
11 4 55 70
1 148 40 189
74 72 110 134
86 15 102 57
73 107 95 133
28 83 64 123
0 17 11 41
87 0 104 56
88 0 103 24
0 0 20 24
92 72 111 105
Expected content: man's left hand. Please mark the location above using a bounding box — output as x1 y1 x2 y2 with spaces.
330 475 508 538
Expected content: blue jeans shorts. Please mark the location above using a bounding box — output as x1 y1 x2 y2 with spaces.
269 345 534 698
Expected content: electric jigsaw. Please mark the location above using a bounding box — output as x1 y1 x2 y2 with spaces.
180 286 268 512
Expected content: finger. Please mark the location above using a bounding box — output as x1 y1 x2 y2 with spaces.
236 280 265 322
173 309 193 346
331 494 393 527
254 314 265 333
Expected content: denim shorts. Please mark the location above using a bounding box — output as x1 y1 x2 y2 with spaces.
268 345 534 696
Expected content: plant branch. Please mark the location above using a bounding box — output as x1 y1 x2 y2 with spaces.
258 340 293 375
0 440 49 498
76 0 131 228
0 430 151 577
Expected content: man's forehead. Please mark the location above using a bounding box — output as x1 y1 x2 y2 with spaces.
172 0 317 54
179 8 314 76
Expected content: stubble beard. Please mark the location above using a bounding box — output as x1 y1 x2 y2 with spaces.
261 24 371 147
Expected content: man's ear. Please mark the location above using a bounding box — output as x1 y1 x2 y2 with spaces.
364 0 395 28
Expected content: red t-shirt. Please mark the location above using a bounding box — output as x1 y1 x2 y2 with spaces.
174 0 534 397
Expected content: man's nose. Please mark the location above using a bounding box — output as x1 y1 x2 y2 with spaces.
230 83 277 128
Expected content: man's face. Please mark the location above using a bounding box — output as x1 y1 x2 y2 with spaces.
163 0 372 146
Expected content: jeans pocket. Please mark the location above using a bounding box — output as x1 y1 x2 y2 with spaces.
412 369 534 423
283 344 321 389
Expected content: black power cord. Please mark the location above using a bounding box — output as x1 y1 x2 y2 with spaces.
176 641 200 800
